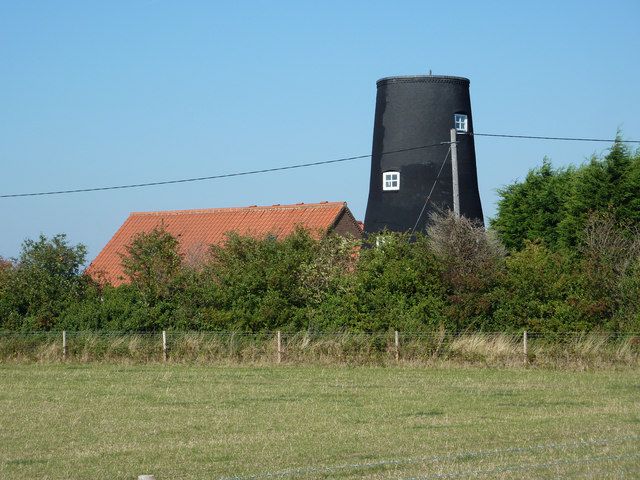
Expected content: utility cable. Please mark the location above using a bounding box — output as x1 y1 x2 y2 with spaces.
0 142 447 199
472 133 640 143
2 133 638 199
410 145 452 234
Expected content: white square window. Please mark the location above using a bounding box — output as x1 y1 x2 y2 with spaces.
382 171 400 191
454 114 468 133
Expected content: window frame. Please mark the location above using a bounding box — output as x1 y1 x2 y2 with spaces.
382 171 400 191
454 113 468 133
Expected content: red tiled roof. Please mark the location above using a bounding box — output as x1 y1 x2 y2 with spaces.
87 201 355 286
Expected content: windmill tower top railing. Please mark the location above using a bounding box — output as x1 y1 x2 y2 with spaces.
376 74 470 87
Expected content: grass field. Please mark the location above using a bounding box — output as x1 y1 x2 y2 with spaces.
0 365 639 479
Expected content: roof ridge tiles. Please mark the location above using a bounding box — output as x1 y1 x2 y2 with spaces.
130 201 346 216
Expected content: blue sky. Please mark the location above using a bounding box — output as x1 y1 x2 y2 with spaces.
1 0 639 262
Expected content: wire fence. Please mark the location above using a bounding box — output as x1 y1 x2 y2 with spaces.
1 330 639 366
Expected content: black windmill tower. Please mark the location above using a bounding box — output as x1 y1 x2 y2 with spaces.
363 75 484 235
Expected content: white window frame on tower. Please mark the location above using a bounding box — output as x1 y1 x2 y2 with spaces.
454 114 468 133
382 171 400 191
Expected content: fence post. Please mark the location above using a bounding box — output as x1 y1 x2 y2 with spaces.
523 330 528 365
276 331 282 364
394 330 400 362
162 330 167 363
62 330 67 360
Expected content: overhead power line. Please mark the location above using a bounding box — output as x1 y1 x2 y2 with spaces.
473 133 640 143
411 146 452 234
0 142 448 199
1 133 638 199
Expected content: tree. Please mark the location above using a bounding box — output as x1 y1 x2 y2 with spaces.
0 234 88 330
349 232 446 332
578 212 640 330
0 258 14 327
120 226 183 306
298 233 358 329
492 242 585 332
203 228 317 331
559 140 640 247
428 211 506 330
493 140 640 252
0 257 11 286
491 159 573 251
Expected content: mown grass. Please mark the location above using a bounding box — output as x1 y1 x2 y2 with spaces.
0 364 638 479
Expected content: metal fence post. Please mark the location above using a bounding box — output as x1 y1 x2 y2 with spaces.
62 330 67 360
523 330 528 365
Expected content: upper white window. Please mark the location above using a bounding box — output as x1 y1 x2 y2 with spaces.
382 171 400 191
454 114 468 132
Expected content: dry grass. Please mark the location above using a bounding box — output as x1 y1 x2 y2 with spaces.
447 333 520 364
1 331 639 369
